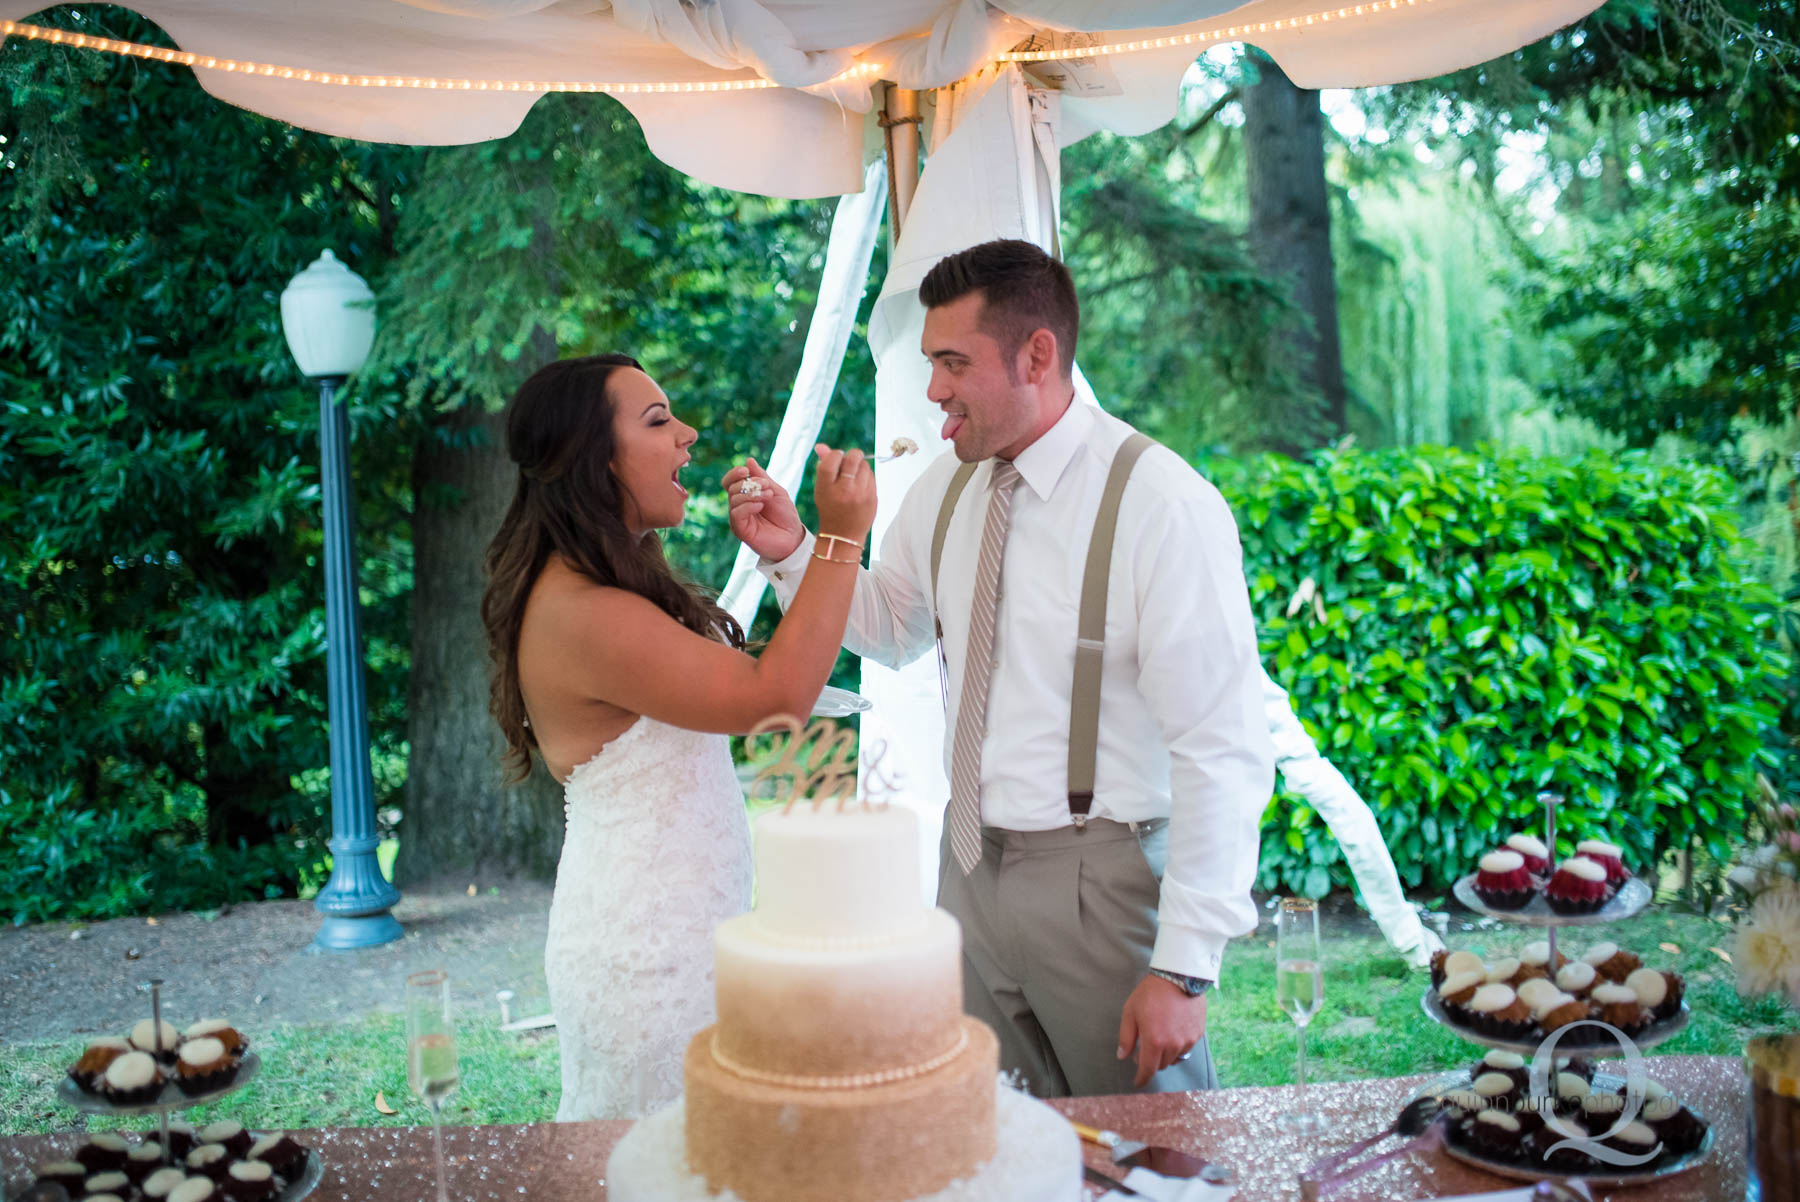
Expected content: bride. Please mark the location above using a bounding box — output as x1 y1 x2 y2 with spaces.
480 353 875 1120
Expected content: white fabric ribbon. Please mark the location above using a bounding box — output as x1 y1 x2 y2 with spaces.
609 0 851 89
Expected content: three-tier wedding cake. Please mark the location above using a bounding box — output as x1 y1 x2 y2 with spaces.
606 802 1079 1202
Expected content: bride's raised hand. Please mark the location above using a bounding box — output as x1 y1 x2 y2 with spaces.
811 443 877 548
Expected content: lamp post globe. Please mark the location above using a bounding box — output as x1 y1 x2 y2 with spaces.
280 250 402 951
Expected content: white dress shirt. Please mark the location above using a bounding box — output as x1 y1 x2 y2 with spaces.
758 400 1274 980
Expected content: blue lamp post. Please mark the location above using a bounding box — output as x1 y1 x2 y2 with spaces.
280 250 403 951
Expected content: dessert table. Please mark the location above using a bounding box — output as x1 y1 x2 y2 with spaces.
0 1055 1746 1201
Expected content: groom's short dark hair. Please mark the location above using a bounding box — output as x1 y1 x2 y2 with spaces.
920 239 1079 377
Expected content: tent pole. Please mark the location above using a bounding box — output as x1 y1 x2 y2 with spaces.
880 84 922 247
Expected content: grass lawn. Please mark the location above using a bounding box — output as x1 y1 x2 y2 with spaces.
3 906 1792 1137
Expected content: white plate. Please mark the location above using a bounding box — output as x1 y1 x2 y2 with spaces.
811 685 872 717
1420 990 1690 1054
1453 875 1651 925
1420 1069 1714 1187
56 1050 262 1115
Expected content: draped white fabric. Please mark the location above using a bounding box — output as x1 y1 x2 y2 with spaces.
0 0 1607 198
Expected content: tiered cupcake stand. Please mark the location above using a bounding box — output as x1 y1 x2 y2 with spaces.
40 980 322 1200
1419 792 1712 1186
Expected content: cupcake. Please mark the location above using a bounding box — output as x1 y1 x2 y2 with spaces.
82 1171 133 1198
127 1141 168 1184
1444 950 1486 980
1429 948 1450 987
184 1020 249 1058
100 1049 165 1106
1602 1119 1663 1167
1575 838 1631 884
1590 982 1649 1035
75 1133 130 1173
247 1134 307 1179
130 1018 182 1064
1472 1069 1523 1110
1437 969 1486 1020
1625 966 1685 1023
200 1121 253 1158
1545 857 1611 914
170 1179 221 1202
1476 1049 1530 1094
1516 977 1564 1016
1504 833 1552 877
1555 961 1599 997
1538 991 1591 1035
225 1160 277 1202
185 1144 233 1183
1468 1108 1527 1161
164 1121 200 1159
1518 939 1567 981
174 1037 240 1096
32 1162 88 1193
1583 940 1643 983
142 1167 194 1199
1484 957 1523 986
68 1036 133 1093
1466 983 1534 1039
1474 849 1536 910
1637 1083 1708 1154
1526 1124 1595 1172
1582 1088 1628 1133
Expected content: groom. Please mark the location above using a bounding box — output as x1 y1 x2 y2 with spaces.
727 239 1273 1097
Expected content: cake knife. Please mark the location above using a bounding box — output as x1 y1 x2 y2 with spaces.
1070 1122 1234 1183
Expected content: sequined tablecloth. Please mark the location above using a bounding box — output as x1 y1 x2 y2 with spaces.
0 1054 1746 1201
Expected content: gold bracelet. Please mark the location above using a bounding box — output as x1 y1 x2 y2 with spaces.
815 532 863 557
812 549 860 565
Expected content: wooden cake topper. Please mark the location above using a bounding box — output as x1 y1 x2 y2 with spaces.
747 714 895 811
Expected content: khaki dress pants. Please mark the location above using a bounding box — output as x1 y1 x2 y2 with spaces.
936 816 1219 1098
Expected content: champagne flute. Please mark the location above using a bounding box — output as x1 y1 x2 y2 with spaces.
405 969 459 1202
1275 897 1324 1134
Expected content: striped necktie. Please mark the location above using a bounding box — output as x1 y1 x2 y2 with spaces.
947 459 1023 875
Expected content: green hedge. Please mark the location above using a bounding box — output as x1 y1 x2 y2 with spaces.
1213 445 1788 899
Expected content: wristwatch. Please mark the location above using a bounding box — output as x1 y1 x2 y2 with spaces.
1148 969 1213 997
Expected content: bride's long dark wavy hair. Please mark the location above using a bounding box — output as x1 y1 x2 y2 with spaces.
481 354 745 781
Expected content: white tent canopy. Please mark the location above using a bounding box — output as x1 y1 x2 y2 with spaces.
2 0 1603 199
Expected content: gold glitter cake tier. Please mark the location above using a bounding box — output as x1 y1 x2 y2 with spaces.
712 909 963 1078
682 1018 999 1202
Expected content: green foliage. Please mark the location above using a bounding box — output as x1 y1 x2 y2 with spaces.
1213 445 1788 897
0 7 422 923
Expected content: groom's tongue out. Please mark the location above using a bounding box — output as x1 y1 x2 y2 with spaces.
940 412 967 441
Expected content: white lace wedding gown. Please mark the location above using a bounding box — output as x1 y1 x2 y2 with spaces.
546 716 753 1121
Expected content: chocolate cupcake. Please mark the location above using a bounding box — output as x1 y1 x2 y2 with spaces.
1476 1049 1531 1094
82 1171 133 1198
1545 856 1611 914
126 1140 168 1184
100 1050 165 1106
224 1160 277 1202
1555 961 1599 997
1538 991 1591 1035
75 1133 130 1173
174 1037 240 1096
32 1162 88 1194
1527 1123 1595 1172
246 1134 307 1179
1467 983 1534 1039
164 1122 199 1159
199 1122 252 1158
67 1037 133 1094
1602 1119 1663 1167
1625 966 1685 1023
1474 849 1536 910
1505 833 1552 877
1638 1083 1708 1154
1472 1069 1523 1110
1582 940 1643 983
1575 838 1631 884
142 1167 193 1200
130 1018 182 1065
170 1179 220 1202
1468 1108 1527 1161
183 1020 249 1058
1590 982 1649 1036
186 1144 233 1183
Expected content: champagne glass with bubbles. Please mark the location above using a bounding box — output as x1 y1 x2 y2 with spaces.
405 969 460 1202
1275 897 1324 1134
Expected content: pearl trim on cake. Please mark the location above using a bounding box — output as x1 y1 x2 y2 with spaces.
709 1026 969 1090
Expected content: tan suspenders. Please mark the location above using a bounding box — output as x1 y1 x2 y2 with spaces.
929 432 1156 823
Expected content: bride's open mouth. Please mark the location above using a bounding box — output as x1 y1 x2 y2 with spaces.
672 464 688 498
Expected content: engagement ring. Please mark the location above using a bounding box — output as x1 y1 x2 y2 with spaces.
738 479 765 498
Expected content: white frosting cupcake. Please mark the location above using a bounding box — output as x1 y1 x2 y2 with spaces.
102 1050 160 1093
1577 839 1623 859
83 1172 131 1195
178 1037 227 1069
186 1144 229 1173
1520 940 1554 967
1468 984 1518 1013
1483 1050 1526 1071
1439 969 1485 999
1485 957 1523 984
169 1179 219 1202
1557 1071 1591 1100
1556 962 1598 993
1506 833 1549 859
229 1161 274 1183
1516 978 1563 1013
1477 1108 1522 1132
1528 989 1580 1020
88 1133 129 1154
1444 950 1486 978
1609 1120 1658 1148
1591 982 1639 1006
129 1019 179 1056
1626 967 1669 1007
1479 849 1525 873
1582 941 1621 966
1474 1071 1517 1097
142 1167 190 1198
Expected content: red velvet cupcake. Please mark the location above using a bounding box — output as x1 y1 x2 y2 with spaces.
1474 849 1536 910
1545 856 1611 914
1504 833 1551 878
1575 839 1631 884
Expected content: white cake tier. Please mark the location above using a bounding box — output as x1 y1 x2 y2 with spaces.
605 1085 1080 1202
751 803 924 941
714 908 962 1078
